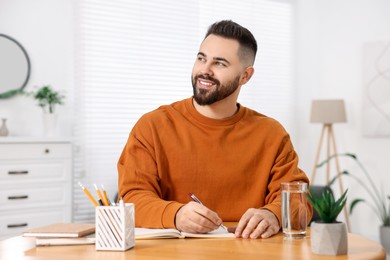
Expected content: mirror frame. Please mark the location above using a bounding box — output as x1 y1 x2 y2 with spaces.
0 34 31 99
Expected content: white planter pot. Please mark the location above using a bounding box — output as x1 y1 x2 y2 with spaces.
380 225 390 253
311 222 348 255
43 113 58 137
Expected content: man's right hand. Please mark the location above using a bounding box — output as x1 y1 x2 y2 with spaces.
175 201 223 233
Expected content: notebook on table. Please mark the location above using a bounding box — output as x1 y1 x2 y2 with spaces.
135 226 235 239
23 223 95 238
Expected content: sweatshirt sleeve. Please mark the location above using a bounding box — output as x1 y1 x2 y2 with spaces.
117 121 183 228
261 135 313 227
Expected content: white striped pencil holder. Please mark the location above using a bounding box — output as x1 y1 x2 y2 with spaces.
95 203 135 251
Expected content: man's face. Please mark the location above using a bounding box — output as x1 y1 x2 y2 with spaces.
191 35 244 106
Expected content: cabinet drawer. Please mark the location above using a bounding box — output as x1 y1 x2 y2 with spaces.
0 161 69 182
0 185 69 208
0 143 71 160
0 207 71 238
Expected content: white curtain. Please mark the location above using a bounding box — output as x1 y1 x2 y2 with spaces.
73 0 294 222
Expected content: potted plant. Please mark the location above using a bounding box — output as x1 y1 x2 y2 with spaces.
26 85 65 136
306 188 348 255
29 85 65 114
318 153 390 253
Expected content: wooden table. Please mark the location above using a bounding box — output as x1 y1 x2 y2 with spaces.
0 230 386 259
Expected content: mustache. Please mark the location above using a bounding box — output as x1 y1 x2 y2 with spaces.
194 75 220 86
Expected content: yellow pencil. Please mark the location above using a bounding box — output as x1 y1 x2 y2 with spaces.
79 182 99 207
101 184 111 206
94 184 108 206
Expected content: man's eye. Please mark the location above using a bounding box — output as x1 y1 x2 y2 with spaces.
197 57 206 62
216 61 226 67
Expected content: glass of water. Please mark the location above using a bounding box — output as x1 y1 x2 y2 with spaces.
281 182 308 239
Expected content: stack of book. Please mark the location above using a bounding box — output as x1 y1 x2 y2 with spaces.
23 223 95 246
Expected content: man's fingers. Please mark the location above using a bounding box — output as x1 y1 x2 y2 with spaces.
193 203 223 226
260 225 279 239
249 218 270 238
175 202 222 233
241 216 261 238
234 209 253 237
235 208 280 239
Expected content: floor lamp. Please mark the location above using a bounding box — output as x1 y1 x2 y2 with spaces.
310 99 351 230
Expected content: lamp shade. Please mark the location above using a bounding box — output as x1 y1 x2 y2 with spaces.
310 99 347 124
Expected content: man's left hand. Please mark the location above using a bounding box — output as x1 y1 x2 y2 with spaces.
234 208 280 239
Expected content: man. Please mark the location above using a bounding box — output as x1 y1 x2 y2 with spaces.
118 20 312 239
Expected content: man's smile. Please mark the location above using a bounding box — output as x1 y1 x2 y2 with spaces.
197 78 216 89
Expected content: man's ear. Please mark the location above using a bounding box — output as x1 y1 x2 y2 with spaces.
240 66 255 85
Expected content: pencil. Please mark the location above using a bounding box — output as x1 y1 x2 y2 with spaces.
94 184 107 206
78 182 99 207
101 184 111 206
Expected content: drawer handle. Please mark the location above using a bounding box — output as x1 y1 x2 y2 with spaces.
7 223 28 228
45 148 50 154
8 171 29 175
8 195 29 200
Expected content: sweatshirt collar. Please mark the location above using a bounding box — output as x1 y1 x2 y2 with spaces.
184 97 245 126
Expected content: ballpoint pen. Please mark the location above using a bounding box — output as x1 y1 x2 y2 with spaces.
189 192 203 205
79 182 99 207
188 192 228 231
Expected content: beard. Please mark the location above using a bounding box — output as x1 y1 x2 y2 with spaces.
191 74 241 105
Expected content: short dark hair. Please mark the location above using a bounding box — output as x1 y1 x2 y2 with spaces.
205 20 257 65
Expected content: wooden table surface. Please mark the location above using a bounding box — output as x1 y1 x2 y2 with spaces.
0 229 386 259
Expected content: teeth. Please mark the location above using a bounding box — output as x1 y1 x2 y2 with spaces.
199 80 213 86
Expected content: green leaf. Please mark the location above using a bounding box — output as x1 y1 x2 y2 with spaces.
307 188 348 223
344 153 357 160
350 199 365 214
328 171 349 186
28 85 65 113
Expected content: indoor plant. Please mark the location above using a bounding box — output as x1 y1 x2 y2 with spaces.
307 188 348 255
29 85 65 114
318 153 390 253
26 85 65 136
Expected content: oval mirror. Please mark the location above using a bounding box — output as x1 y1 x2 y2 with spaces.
0 34 31 99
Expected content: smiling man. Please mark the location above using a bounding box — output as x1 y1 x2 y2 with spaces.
118 20 312 239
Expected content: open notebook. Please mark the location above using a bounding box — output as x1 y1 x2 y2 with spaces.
135 226 235 239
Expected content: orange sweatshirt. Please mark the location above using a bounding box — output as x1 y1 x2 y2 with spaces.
118 98 312 228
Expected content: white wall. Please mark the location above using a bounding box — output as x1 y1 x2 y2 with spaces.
0 0 74 137
295 0 390 242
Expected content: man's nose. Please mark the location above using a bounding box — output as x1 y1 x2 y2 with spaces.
199 62 213 76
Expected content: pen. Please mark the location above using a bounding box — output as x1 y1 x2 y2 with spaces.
94 184 108 206
79 182 99 207
188 192 228 231
189 192 203 205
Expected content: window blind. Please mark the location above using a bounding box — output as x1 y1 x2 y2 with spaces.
73 0 294 222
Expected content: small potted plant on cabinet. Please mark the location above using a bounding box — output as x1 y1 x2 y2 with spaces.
27 85 65 136
31 85 65 114
307 188 348 255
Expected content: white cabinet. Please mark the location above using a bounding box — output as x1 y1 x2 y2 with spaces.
0 138 72 240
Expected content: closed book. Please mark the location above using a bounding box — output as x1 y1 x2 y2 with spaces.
36 234 96 246
23 223 95 238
